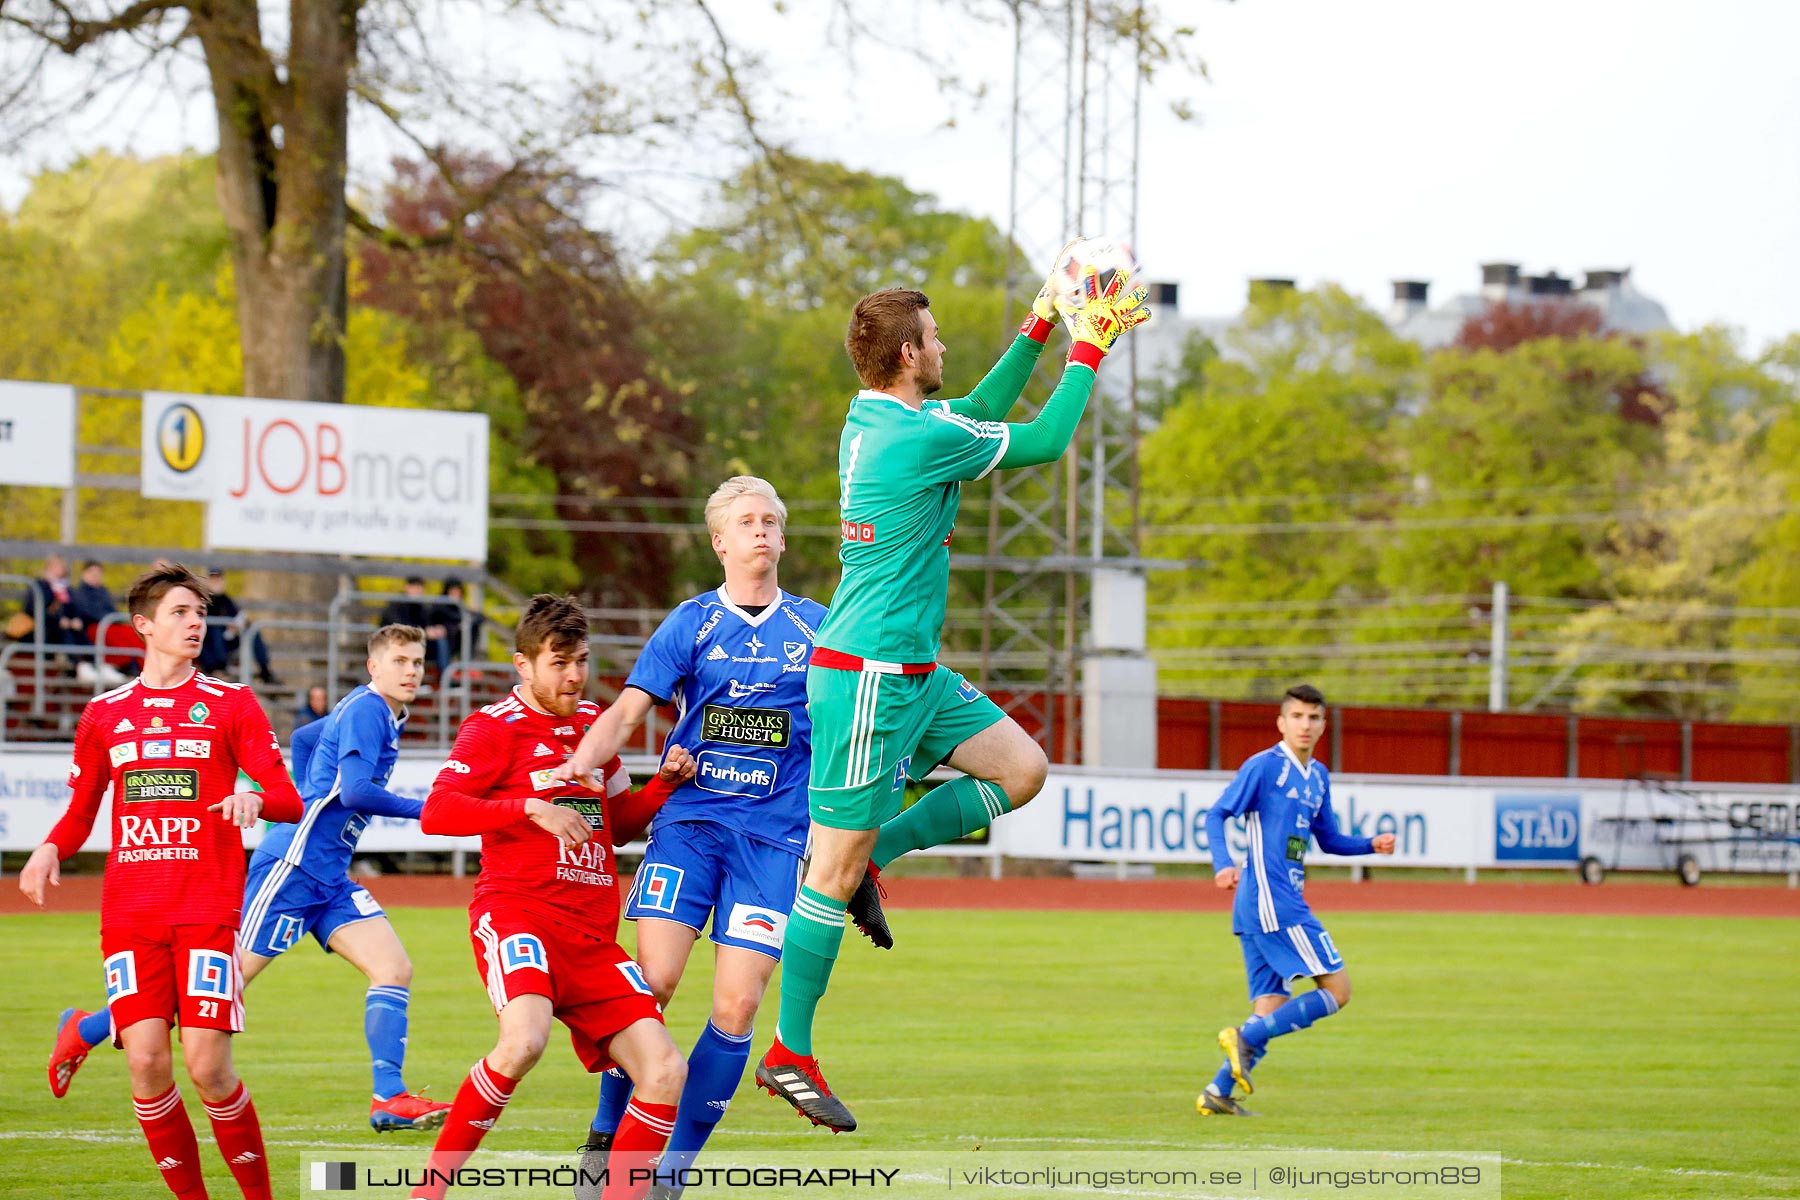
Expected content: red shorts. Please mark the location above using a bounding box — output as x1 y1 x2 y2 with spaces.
470 908 663 1072
100 924 244 1043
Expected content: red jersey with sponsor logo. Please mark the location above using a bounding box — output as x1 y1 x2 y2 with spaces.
46 671 304 932
422 689 670 941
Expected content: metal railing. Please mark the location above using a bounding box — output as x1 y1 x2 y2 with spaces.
1 614 669 751
326 591 479 700
2 573 51 716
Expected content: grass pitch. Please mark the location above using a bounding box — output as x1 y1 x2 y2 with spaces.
1 905 1796 1199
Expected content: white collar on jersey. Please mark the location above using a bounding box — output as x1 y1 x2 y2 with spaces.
714 584 787 629
854 388 917 408
1277 740 1316 781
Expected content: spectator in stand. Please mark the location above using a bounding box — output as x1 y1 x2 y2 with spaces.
70 561 128 688
380 578 448 680
71 561 118 639
296 683 332 729
199 568 280 686
22 554 82 650
431 578 483 677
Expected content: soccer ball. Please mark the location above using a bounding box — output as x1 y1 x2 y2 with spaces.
1051 236 1141 317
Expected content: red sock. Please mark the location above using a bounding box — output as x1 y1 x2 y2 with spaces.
203 1082 271 1200
134 1086 209 1200
410 1059 518 1200
602 1099 677 1200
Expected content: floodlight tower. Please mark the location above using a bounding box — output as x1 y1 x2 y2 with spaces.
966 0 1145 762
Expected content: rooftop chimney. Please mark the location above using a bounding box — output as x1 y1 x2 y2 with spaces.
1479 262 1521 302
1524 271 1573 297
1582 268 1628 291
1389 279 1430 324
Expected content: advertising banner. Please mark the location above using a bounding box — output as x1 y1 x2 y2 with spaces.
0 380 76 488
5 748 1793 874
991 770 1486 868
140 391 488 560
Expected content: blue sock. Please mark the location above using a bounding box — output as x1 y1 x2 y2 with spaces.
364 986 411 1099
1208 1039 1266 1095
661 1021 753 1182
77 1008 112 1048
1241 990 1339 1049
590 1067 633 1135
1208 1058 1237 1095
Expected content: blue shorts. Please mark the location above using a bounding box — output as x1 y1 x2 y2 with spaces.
1239 920 1344 1001
238 854 387 959
623 819 803 960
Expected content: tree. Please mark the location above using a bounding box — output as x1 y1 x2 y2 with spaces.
1 1 1195 413
357 155 695 605
1723 333 1800 720
1138 284 1420 700
0 153 571 595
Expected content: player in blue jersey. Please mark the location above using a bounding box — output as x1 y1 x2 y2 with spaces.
237 623 455 1130
46 625 453 1131
554 476 824 1200
1198 684 1395 1116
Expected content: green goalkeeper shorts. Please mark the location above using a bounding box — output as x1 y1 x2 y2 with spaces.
805 663 1008 830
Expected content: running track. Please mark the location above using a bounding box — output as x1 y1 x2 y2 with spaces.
7 873 1799 918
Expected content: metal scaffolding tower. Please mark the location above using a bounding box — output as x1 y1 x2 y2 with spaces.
966 0 1145 761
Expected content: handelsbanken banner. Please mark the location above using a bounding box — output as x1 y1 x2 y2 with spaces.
140 391 489 561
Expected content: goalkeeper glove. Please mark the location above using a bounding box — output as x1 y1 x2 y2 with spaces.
1065 265 1152 366
1020 239 1082 341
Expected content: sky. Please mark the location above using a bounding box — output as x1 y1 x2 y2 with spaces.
4 0 1797 351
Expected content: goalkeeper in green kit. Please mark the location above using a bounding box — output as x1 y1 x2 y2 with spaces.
756 250 1151 1131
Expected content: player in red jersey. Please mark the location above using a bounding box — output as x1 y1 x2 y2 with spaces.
410 594 695 1200
17 563 304 1200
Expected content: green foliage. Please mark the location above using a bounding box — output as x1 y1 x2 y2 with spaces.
1140 286 1421 700
0 153 571 598
1139 284 1800 715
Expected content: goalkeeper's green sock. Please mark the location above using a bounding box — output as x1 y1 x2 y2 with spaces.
772 887 846 1057
872 775 1011 869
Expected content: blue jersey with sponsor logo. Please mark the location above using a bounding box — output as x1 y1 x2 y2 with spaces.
627 586 825 854
254 685 405 883
1206 743 1374 935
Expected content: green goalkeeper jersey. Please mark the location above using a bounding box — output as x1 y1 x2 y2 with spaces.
816 331 1096 664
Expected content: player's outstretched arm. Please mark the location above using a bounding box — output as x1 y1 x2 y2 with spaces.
420 716 524 835
990 351 1097 470
948 246 1073 422
338 752 425 820
988 269 1152 471
609 743 695 845
949 319 1053 423
1312 792 1386 856
550 687 656 785
231 692 305 823
334 700 425 819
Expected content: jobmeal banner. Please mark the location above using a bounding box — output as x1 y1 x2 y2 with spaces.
140 391 489 561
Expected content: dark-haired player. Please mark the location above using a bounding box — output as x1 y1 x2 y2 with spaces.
52 624 454 1132
408 595 694 1200
19 563 305 1200
1198 684 1396 1116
